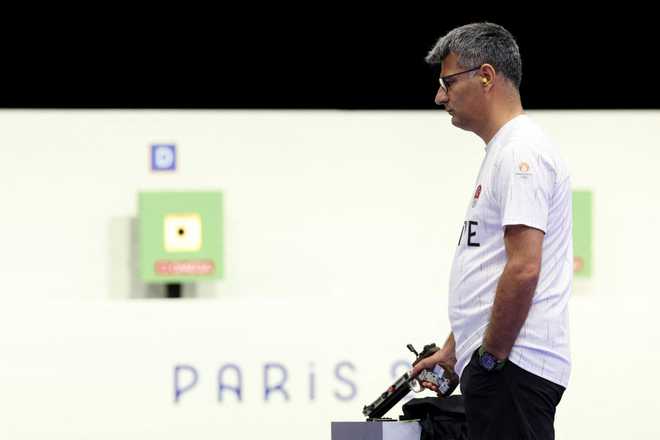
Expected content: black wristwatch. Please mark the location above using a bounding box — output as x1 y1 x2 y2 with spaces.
478 346 507 371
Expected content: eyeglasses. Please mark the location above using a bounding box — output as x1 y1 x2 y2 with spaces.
438 66 482 93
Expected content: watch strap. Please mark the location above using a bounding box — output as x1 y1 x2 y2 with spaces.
478 345 507 370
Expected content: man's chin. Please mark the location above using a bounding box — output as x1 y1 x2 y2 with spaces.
449 115 470 131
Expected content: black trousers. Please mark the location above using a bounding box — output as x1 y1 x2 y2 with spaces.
460 350 565 440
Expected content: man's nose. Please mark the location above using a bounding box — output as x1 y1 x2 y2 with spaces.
435 87 448 106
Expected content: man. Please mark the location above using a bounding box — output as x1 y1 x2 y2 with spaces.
411 23 572 439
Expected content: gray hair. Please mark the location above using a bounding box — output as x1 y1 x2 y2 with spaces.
426 22 522 89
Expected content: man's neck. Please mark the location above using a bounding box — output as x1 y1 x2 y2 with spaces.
476 101 524 145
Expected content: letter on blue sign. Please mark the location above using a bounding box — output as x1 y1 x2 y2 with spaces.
334 361 357 401
390 360 411 379
308 363 316 401
218 364 242 402
174 364 198 403
264 363 290 402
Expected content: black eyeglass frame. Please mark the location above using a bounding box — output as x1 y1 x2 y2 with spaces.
438 66 483 93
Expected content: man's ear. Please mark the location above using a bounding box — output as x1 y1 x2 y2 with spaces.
480 64 496 87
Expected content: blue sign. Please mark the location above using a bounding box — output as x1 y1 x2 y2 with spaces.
151 144 177 171
172 359 413 404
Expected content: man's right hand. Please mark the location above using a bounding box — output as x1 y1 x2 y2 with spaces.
410 349 456 393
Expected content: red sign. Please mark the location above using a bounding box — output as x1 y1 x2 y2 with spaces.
573 257 584 273
155 260 215 275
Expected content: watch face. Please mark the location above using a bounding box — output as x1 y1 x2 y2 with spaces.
480 353 496 371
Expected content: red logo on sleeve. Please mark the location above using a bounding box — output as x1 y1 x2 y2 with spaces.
472 184 482 207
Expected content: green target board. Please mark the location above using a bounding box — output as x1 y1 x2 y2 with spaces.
139 191 223 283
572 190 592 278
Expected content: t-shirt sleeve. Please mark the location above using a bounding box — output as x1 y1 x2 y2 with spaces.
492 144 553 233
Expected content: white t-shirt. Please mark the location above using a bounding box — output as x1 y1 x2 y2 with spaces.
448 114 572 388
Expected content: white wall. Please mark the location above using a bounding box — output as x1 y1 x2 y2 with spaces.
0 110 658 439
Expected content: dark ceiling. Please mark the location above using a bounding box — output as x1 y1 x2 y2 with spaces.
1 9 656 109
